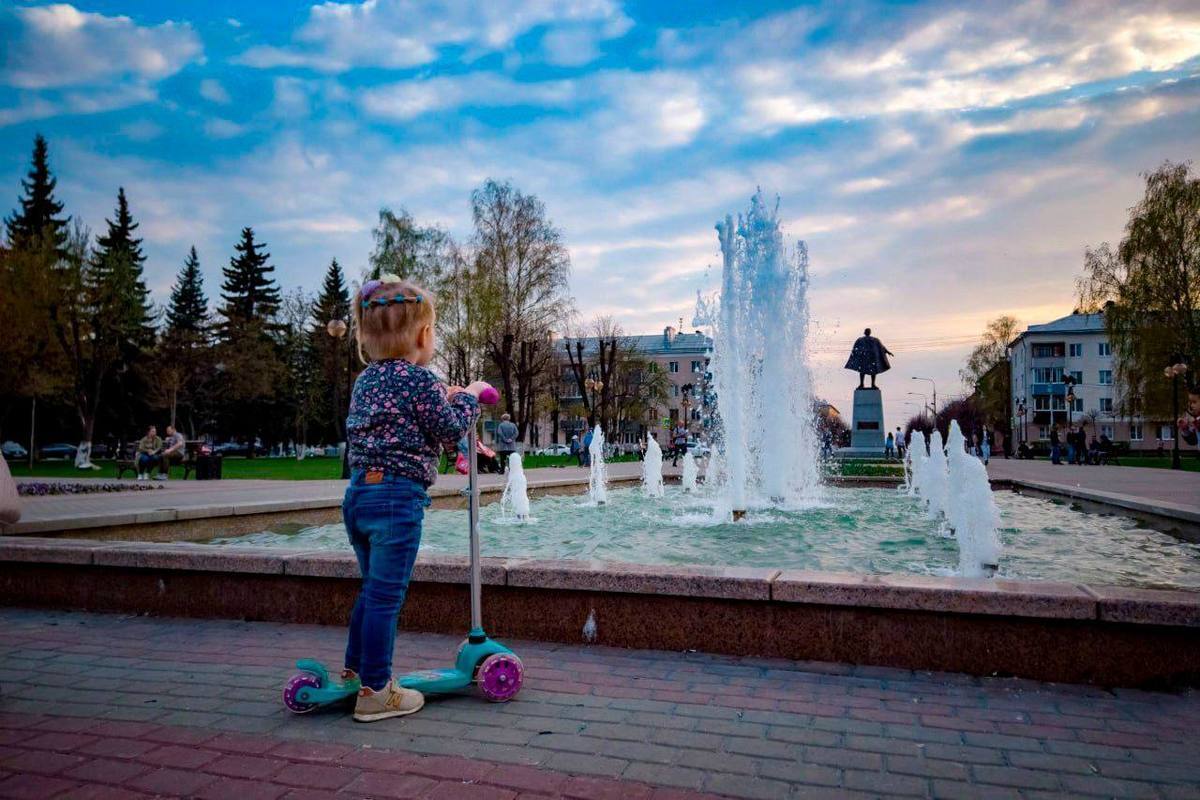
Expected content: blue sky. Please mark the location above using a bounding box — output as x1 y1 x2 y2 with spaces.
2 0 1199 423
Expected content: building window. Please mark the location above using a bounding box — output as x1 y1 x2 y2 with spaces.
1072 397 1083 412
670 384 679 397
1099 397 1113 413
691 360 702 373
669 408 679 422
691 409 701 421
1069 343 1082 357
1037 425 1050 441
1032 343 1063 358
1131 423 1143 441
1068 370 1082 384
1099 370 1113 385
1099 342 1112 357
1033 367 1063 383
1101 424 1114 439
1052 396 1065 411
1034 396 1050 411
668 361 679 373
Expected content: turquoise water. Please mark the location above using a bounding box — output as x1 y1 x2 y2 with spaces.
208 487 1200 590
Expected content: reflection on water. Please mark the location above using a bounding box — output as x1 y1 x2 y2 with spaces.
206 487 1200 590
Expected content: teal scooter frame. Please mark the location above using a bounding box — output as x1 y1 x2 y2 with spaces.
283 389 524 712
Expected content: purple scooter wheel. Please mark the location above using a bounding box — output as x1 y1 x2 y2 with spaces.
283 672 322 713
477 653 524 702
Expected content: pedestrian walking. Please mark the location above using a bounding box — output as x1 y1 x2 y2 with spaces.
495 413 519 474
1050 425 1062 464
884 431 895 459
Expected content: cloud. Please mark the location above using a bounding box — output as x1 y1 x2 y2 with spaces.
235 0 631 72
360 74 576 121
203 118 248 139
1 4 202 89
0 83 156 127
199 78 231 104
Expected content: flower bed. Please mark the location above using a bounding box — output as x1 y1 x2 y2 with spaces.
17 481 163 497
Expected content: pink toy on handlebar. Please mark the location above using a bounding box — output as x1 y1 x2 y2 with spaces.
478 385 500 406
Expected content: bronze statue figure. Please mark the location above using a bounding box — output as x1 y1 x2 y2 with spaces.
844 328 893 389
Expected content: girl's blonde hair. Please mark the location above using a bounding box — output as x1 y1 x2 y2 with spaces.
353 278 435 363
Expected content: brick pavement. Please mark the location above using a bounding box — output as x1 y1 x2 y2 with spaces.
1 608 1197 799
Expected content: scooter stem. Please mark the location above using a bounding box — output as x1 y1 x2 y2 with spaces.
468 419 483 638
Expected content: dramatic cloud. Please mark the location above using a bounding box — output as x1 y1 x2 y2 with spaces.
235 0 631 72
3 0 1199 422
1 4 202 89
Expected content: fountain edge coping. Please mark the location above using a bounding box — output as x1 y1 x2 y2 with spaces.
2 536 1197 627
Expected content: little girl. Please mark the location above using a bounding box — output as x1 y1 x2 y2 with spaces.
341 275 488 722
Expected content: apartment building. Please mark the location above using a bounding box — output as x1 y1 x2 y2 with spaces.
1008 311 1192 451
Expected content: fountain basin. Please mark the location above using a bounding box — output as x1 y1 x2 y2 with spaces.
2 536 1198 687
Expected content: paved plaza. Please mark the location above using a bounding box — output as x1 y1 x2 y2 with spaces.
1 608 1197 799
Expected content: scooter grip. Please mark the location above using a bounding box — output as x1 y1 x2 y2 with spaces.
478 386 500 406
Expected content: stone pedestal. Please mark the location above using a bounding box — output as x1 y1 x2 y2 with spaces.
848 387 885 453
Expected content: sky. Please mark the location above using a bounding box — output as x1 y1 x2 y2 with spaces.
2 0 1199 426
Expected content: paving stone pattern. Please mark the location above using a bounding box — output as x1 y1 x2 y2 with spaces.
1 608 1197 799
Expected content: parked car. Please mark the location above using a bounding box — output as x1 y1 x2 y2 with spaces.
2 441 28 460
38 443 78 460
686 440 711 458
537 443 571 457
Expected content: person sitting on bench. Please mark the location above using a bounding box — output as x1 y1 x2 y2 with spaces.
157 425 185 481
136 425 162 481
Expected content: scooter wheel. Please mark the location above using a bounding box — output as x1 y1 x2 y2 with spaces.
283 672 322 714
477 653 524 702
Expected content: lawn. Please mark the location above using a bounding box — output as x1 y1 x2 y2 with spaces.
1111 455 1200 472
7 451 643 481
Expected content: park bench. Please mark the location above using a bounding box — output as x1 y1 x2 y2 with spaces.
116 440 201 480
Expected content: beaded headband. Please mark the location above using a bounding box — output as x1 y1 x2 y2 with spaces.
359 276 422 309
361 294 423 309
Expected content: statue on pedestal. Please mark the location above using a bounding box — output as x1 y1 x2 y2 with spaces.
844 328 893 389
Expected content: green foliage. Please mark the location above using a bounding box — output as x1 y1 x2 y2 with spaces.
309 259 353 442
90 188 155 355
1078 161 1200 418
218 227 280 333
166 246 209 337
4 134 68 255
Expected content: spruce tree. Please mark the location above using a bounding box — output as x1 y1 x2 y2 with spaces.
310 258 352 442
4 134 69 254
90 187 154 350
166 246 209 337
218 227 280 336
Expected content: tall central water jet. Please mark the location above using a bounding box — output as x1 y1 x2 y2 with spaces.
587 425 608 505
700 191 823 518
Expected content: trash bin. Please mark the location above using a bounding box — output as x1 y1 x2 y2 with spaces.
196 454 223 480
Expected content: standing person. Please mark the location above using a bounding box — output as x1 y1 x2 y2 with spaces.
1050 425 1062 464
583 427 593 467
339 276 486 722
570 434 582 466
495 413 519 474
980 426 991 465
895 427 905 460
671 423 687 467
1065 426 1077 465
156 425 186 481
136 425 162 480
884 431 895 460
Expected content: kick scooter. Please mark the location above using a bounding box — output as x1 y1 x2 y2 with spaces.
283 384 525 712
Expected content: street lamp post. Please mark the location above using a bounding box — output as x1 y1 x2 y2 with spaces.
911 377 937 418
326 318 352 480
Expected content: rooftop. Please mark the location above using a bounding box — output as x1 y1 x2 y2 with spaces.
558 328 712 358
1011 311 1106 345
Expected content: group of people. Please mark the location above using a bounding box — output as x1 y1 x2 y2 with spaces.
885 425 1006 465
134 424 186 480
1048 423 1116 465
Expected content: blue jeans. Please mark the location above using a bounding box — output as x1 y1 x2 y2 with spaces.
1051 444 1061 464
137 453 158 473
342 471 429 690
